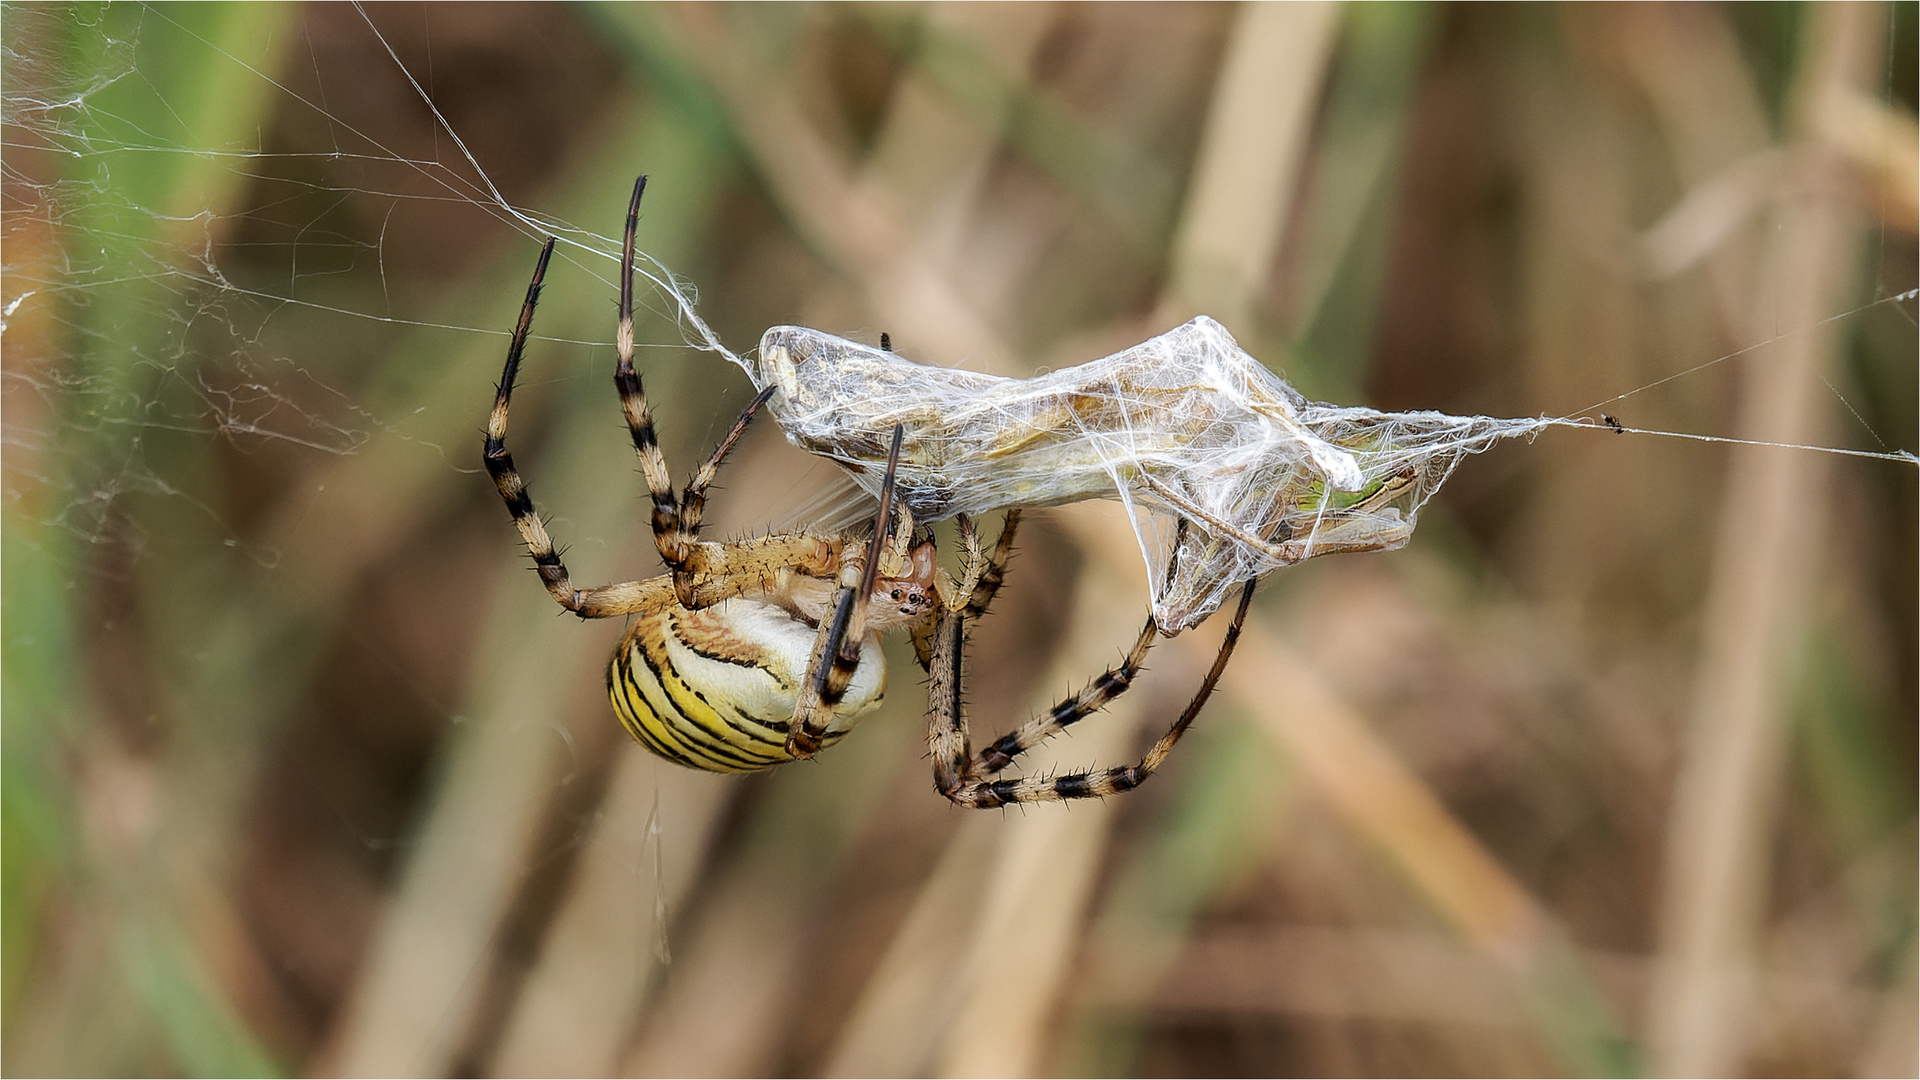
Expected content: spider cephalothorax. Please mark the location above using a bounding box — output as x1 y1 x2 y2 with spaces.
482 176 1251 807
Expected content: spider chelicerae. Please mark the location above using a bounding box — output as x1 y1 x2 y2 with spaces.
482 176 1254 807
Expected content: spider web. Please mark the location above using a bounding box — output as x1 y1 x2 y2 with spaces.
1 10 743 1069
2 5 1913 1075
5 4 1911 580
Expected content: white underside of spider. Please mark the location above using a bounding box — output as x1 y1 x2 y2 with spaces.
604 533 934 773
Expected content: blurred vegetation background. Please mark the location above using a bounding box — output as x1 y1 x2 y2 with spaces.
3 2 1915 1076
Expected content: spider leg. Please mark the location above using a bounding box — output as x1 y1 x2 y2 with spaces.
973 615 1157 774
484 239 701 620
482 237 612 615
967 516 1188 769
611 176 790 609
608 175 703 583
588 533 848 619
483 230 828 621
964 509 1021 619
672 533 839 608
931 579 1255 808
912 510 1020 671
788 424 906 758
677 383 777 545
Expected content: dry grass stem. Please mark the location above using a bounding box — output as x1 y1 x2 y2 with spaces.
8 6 1909 1076
326 436 647 1077
1648 4 1886 1075
1156 0 1340 332
489 760 730 1076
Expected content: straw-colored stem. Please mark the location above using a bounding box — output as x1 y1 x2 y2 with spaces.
1646 4 1883 1075
487 758 731 1076
324 388 649 1078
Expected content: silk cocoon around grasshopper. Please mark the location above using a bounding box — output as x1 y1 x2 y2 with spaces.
751 317 1550 632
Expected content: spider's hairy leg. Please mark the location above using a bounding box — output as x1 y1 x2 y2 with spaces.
609 174 695 579
483 237 697 620
530 534 838 621
676 383 778 552
482 237 584 611
973 615 1157 775
926 603 976 794
912 510 1020 671
964 509 1021 619
971 514 1181 771
786 571 866 759
932 579 1256 808
788 425 906 758
839 424 908 660
611 175 782 610
673 533 840 609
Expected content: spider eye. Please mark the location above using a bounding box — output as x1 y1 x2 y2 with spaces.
891 589 903 600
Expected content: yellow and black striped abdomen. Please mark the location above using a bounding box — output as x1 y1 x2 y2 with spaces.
609 599 887 772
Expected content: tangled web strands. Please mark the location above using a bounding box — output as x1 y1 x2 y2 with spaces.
751 317 1551 633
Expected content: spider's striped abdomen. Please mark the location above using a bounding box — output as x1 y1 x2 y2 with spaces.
609 599 887 772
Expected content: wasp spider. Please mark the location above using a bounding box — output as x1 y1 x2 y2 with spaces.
482 177 1254 807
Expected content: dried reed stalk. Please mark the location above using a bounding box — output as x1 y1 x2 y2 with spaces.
622 4 1622 1074
1647 4 1883 1074
327 396 648 1078
320 102 727 1077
